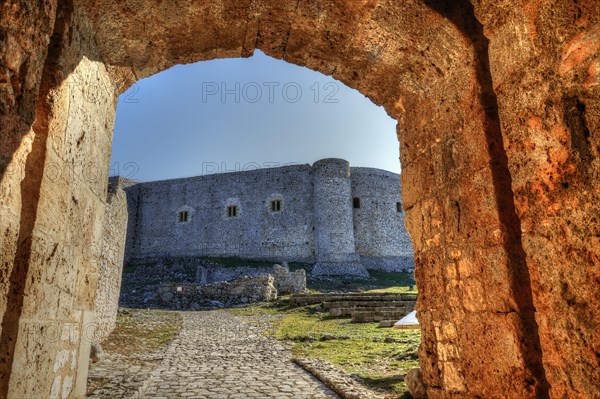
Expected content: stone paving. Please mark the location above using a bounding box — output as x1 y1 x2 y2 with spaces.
141 311 339 398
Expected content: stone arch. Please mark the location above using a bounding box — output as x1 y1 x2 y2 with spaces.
0 1 598 398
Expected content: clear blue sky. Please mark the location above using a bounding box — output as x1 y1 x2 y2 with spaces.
110 50 399 182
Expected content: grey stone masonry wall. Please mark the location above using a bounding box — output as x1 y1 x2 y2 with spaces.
196 263 306 294
124 164 315 263
272 264 307 295
94 177 132 341
310 159 368 277
350 167 415 272
121 159 414 276
158 275 278 309
123 180 141 265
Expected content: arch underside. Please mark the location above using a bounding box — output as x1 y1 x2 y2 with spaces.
0 0 598 398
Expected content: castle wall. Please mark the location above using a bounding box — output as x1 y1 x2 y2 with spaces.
123 183 141 264
94 178 129 342
351 167 415 271
310 159 368 277
122 160 412 278
0 5 116 396
124 164 316 263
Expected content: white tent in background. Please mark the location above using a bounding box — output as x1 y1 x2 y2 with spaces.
393 310 419 330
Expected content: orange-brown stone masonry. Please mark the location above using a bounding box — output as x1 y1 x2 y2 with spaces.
0 0 598 398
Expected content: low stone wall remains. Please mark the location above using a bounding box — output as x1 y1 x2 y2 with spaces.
196 262 307 295
120 258 306 308
158 275 278 309
272 264 307 295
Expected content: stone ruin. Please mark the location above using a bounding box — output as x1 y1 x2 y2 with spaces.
197 263 307 295
117 257 307 309
159 263 306 310
158 275 279 310
272 264 307 296
120 159 415 277
0 1 598 398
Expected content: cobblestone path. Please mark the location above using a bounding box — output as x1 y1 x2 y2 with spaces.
142 311 339 398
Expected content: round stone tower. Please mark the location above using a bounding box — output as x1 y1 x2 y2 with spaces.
310 158 369 278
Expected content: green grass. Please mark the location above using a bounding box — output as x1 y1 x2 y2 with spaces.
203 257 275 268
205 257 310 270
88 308 183 395
234 303 420 396
229 303 282 317
122 257 197 279
365 286 417 294
103 308 183 357
307 269 417 294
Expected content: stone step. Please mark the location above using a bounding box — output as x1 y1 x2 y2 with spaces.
293 292 416 300
351 310 410 323
330 304 414 317
288 293 417 307
324 300 416 310
378 320 397 328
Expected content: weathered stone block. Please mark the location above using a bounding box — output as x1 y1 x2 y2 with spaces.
272 264 306 295
158 275 278 309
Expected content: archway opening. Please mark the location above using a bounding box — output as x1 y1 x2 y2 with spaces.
91 49 419 397
110 49 401 181
4 0 588 397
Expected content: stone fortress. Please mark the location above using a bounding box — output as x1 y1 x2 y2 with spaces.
3 2 598 397
118 158 414 278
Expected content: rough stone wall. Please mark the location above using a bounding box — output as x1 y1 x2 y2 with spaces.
272 264 307 295
158 275 278 309
197 264 275 285
0 2 117 398
310 159 367 277
122 179 141 265
119 258 305 308
124 164 316 262
197 263 306 295
122 160 409 275
395 1 556 396
94 177 129 342
0 1 597 398
351 167 415 271
471 1 600 397
0 4 59 394
401 2 600 398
